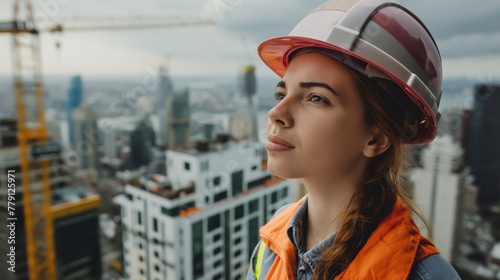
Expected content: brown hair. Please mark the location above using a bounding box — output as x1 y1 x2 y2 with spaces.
312 68 428 279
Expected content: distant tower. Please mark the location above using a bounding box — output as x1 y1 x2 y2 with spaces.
129 119 156 170
167 89 190 148
466 84 500 205
72 104 99 170
66 75 83 145
231 65 258 141
156 65 174 147
410 135 473 261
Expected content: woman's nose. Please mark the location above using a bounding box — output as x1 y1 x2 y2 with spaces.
268 99 294 128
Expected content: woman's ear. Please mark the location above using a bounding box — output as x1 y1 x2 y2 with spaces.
363 131 391 158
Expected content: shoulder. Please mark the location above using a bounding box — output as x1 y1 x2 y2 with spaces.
408 254 462 280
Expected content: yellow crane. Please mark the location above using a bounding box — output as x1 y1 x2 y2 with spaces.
0 1 214 279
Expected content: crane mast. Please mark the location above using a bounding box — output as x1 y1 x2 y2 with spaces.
11 1 57 279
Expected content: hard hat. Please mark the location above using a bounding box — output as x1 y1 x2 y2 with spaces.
258 0 442 144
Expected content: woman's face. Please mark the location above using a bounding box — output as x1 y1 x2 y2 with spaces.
266 52 373 180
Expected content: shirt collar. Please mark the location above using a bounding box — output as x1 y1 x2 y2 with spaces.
286 196 337 272
287 196 308 252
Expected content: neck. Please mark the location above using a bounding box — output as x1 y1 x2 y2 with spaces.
302 176 360 251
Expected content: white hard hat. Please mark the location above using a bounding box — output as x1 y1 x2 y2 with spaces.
258 0 442 144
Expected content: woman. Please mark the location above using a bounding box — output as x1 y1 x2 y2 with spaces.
247 0 461 279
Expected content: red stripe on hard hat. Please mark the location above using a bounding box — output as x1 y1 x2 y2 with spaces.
371 7 442 94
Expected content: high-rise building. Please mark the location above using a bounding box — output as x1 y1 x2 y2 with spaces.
166 89 190 148
114 138 293 280
466 84 500 205
129 119 156 170
98 115 141 172
410 135 474 261
0 117 102 280
155 65 174 113
72 104 100 171
156 66 174 148
231 65 259 141
66 75 83 145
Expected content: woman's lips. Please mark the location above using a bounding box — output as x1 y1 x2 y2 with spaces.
267 135 295 151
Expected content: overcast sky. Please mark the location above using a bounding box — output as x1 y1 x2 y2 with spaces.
0 0 500 79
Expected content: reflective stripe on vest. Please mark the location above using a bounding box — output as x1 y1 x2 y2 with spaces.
254 241 267 280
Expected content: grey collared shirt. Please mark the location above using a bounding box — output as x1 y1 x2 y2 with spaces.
286 197 337 280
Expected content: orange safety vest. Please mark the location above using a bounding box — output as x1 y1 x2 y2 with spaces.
257 196 439 280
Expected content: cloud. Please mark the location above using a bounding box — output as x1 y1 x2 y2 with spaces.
403 0 500 41
1 0 500 78
439 32 500 58
443 54 500 78
211 0 320 40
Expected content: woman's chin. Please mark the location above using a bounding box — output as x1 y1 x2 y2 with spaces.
267 161 302 179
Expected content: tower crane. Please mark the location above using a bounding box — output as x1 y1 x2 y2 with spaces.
0 1 215 279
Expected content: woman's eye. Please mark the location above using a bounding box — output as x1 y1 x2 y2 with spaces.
274 92 286 101
310 95 327 104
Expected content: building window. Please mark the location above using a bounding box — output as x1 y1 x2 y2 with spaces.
214 260 222 268
152 217 158 232
247 175 271 190
249 199 259 214
214 190 227 202
212 273 222 280
161 206 179 217
192 221 204 278
213 233 221 242
251 165 257 171
137 211 142 225
139 256 143 262
213 247 221 255
234 205 244 220
234 225 242 233
140 269 144 275
271 191 278 203
154 265 160 272
184 162 190 170
281 187 288 199
154 251 159 258
234 249 242 257
231 170 243 196
234 237 241 245
208 214 221 232
248 217 259 259
125 193 133 201
213 176 221 186
234 262 242 270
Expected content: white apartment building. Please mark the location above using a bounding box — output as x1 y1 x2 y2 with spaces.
410 135 467 261
114 138 293 280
